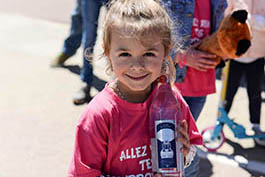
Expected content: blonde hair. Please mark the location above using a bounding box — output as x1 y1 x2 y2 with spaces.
102 0 176 82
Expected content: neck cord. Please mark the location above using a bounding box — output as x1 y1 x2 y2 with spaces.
115 80 127 101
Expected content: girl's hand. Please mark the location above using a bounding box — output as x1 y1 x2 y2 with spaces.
153 173 162 177
177 120 190 156
174 42 218 72
185 47 218 71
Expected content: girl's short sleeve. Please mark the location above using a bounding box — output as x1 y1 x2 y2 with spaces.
67 109 109 177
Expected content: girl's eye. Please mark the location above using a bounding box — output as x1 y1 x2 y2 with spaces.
144 52 156 57
119 52 131 57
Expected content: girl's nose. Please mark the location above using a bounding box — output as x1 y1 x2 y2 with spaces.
130 56 145 70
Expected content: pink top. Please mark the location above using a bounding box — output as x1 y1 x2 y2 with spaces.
175 0 216 97
67 83 202 177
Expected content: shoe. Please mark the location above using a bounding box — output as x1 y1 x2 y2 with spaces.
254 138 265 146
73 84 92 105
252 124 265 146
50 53 72 67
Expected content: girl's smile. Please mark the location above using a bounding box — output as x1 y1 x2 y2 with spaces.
125 73 150 81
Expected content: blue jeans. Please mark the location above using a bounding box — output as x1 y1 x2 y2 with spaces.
183 96 206 177
62 0 105 85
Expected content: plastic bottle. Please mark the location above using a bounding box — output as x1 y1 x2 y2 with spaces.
149 76 184 176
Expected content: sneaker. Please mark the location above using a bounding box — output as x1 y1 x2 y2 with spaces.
252 124 265 146
73 84 92 105
50 53 73 67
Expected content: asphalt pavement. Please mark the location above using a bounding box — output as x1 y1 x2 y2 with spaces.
0 2 264 177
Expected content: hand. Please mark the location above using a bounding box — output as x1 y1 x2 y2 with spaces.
177 120 190 156
184 42 218 71
153 173 162 177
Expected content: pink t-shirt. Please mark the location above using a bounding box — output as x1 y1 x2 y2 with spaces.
175 0 216 97
67 83 202 177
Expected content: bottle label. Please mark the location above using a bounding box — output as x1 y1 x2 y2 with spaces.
155 120 177 169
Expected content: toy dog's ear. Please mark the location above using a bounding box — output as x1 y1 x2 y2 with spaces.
231 10 248 24
236 39 251 56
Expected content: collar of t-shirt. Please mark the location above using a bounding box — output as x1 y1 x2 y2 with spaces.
104 82 157 111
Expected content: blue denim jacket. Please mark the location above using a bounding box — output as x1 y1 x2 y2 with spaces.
163 0 227 49
162 0 227 83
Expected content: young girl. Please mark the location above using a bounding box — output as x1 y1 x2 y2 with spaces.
67 0 202 176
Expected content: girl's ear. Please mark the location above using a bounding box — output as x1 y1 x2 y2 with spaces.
164 44 172 57
167 56 176 85
106 56 113 72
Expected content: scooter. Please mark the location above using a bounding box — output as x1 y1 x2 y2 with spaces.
202 60 265 152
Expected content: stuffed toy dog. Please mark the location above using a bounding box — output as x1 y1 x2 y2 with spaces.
198 9 251 64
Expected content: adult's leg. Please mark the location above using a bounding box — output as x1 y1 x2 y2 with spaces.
51 0 83 67
183 96 206 177
245 58 264 124
63 0 83 56
73 0 104 105
184 96 207 121
80 0 104 85
224 60 244 113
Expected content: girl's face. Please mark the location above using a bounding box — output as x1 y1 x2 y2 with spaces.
107 31 166 94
